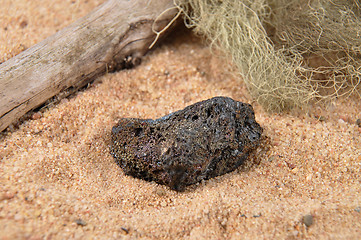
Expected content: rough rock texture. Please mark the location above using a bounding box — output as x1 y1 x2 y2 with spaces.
110 96 263 191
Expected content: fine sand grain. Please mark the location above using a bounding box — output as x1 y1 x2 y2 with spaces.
1 1 361 239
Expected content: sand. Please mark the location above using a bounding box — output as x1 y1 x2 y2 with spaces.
1 1 361 239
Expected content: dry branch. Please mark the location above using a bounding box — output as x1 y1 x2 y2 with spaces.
0 0 177 132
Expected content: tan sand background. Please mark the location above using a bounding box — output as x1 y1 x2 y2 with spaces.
1 0 361 239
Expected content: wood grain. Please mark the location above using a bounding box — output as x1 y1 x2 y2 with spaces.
0 0 177 132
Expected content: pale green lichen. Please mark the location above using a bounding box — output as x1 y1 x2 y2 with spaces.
174 0 361 111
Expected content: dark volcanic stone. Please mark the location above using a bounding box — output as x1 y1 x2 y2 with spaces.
110 96 263 191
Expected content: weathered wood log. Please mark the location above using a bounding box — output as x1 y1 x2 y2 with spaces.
0 0 178 132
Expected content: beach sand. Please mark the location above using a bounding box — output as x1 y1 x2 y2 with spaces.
1 1 361 239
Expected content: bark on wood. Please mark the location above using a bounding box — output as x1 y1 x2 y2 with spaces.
0 0 177 132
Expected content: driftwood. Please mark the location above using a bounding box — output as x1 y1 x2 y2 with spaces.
0 0 177 132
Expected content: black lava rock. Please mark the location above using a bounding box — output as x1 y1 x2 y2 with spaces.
110 96 263 191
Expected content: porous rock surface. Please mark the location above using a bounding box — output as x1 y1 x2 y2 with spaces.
110 96 263 191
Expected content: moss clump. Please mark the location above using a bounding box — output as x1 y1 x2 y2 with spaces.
175 0 361 111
